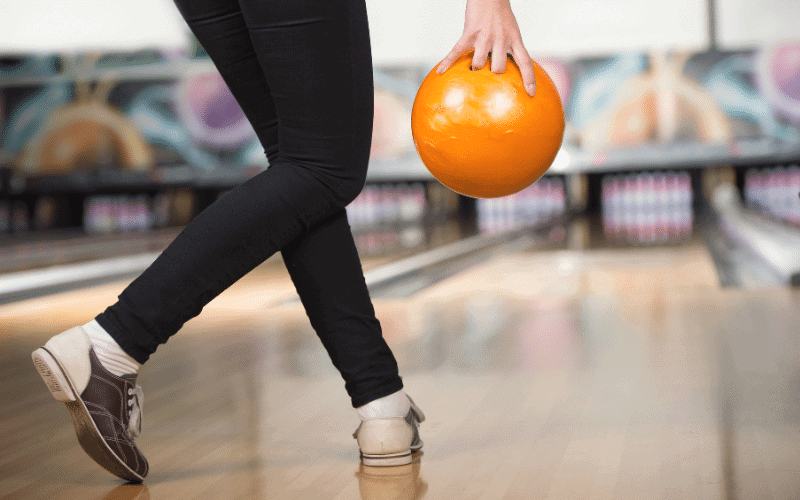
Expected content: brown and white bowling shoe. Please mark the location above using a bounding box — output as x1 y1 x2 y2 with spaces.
31 326 148 483
352 394 425 467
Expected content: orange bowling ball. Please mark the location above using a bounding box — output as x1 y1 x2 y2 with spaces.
411 51 565 198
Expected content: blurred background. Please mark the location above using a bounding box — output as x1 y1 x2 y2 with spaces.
0 1 799 498
0 0 798 279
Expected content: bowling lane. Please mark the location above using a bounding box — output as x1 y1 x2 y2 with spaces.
3 215 797 499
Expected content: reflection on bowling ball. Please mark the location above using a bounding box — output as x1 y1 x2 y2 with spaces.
412 51 565 199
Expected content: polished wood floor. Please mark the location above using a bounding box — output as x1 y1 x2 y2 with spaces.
1 243 798 499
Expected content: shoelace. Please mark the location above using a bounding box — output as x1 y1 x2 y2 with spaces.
126 384 144 439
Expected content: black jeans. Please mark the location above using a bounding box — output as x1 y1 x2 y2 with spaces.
95 0 403 408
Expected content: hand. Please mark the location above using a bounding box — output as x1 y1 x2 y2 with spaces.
436 0 537 97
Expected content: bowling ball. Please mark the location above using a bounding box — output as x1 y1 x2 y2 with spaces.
411 51 565 198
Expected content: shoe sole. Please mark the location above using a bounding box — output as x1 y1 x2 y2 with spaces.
32 347 145 483
360 449 413 467
360 437 423 467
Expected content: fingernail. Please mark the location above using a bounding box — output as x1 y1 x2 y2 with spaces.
526 84 536 96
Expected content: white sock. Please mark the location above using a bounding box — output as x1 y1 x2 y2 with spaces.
82 319 140 376
356 389 411 421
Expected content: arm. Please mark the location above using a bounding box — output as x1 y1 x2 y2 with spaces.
436 0 537 97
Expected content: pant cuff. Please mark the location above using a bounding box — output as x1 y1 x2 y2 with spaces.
350 377 405 409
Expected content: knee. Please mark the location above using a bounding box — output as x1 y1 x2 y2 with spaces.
333 126 373 208
337 174 368 209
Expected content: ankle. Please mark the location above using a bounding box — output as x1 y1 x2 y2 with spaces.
82 319 140 376
356 390 410 420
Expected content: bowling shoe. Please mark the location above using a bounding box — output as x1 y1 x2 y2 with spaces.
352 394 425 466
31 326 148 483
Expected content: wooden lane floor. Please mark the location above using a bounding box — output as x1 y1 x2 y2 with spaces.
1 243 799 499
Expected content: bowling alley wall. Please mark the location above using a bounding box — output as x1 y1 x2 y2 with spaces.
1 34 799 250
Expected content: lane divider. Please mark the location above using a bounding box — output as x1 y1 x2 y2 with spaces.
0 219 561 306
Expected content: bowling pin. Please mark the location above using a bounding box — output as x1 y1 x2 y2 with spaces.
0 199 10 234
624 175 636 241
653 173 663 242
83 196 95 234
518 186 530 225
611 175 623 238
351 194 362 229
747 170 758 210
477 197 486 233
635 174 646 242
364 186 376 227
12 200 30 233
641 173 652 242
352 192 364 229
477 198 486 232
377 185 390 226
503 194 514 230
602 176 614 238
135 194 152 231
779 166 792 222
94 196 107 234
95 196 109 234
681 173 693 237
152 192 171 228
542 178 555 220
763 168 774 217
754 170 766 211
413 183 426 221
530 184 541 223
789 165 800 225
348 191 360 229
528 182 540 224
744 169 755 207
396 184 409 222
554 178 565 216
118 195 131 232
360 190 369 227
492 195 503 231
386 184 399 224
487 197 500 233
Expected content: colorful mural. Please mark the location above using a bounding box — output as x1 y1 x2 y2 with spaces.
1 39 799 180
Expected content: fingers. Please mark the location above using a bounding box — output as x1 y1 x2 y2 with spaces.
436 37 473 74
437 37 499 75
490 39 507 74
435 34 537 98
511 41 537 97
471 37 491 71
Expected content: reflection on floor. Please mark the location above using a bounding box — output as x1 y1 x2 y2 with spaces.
1 240 798 499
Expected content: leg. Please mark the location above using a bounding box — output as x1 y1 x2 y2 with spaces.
236 0 404 407
95 0 402 407
281 210 403 408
